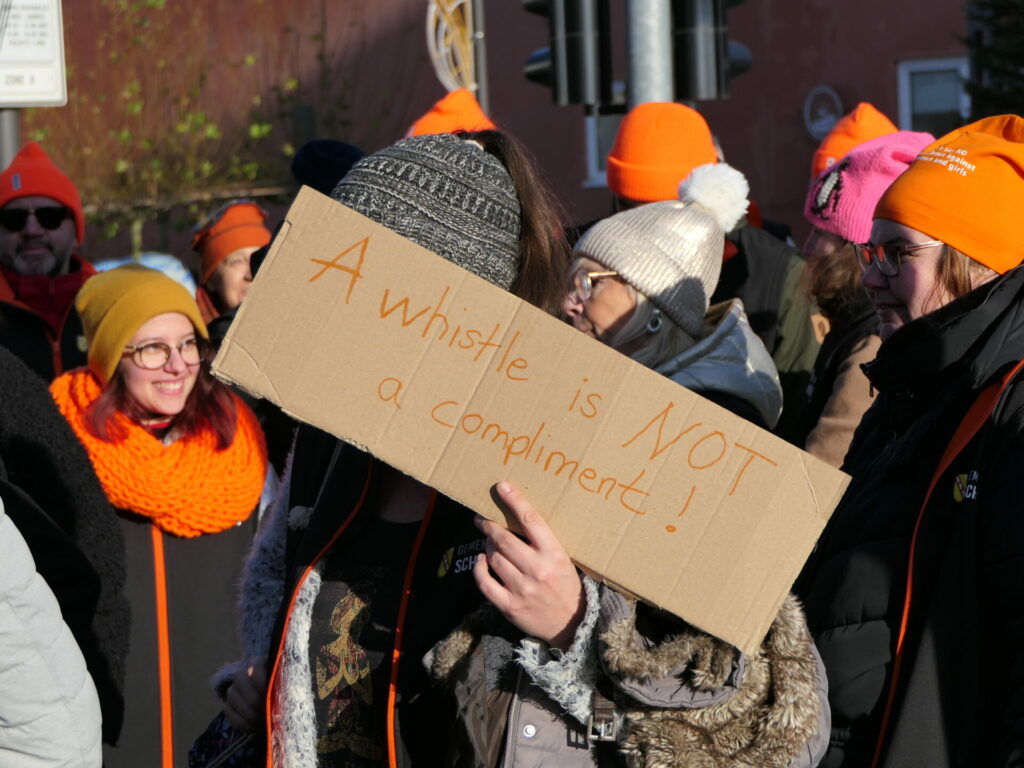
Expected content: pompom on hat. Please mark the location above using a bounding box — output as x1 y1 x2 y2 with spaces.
331 133 521 290
606 102 719 203
574 162 749 336
874 114 1024 275
804 130 934 245
811 102 897 181
0 142 85 243
191 201 272 283
407 88 497 137
76 264 208 383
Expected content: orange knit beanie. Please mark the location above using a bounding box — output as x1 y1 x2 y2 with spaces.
874 114 1024 275
606 102 718 203
811 102 897 180
192 201 271 283
408 89 497 137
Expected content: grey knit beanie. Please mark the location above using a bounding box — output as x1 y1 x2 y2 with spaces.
330 133 521 290
574 163 749 337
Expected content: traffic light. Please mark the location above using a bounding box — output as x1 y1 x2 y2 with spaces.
523 0 610 107
671 0 751 102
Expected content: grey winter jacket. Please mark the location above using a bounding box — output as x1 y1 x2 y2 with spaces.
0 500 102 768
655 299 784 430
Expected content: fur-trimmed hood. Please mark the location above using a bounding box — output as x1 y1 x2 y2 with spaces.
601 592 824 768
430 586 828 768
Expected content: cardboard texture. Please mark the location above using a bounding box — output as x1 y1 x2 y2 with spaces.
213 186 850 655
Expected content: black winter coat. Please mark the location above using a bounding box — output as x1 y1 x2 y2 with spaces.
0 270 88 381
0 345 129 743
800 265 1024 767
261 428 488 767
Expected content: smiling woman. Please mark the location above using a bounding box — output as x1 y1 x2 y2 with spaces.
48 264 270 768
799 114 1024 767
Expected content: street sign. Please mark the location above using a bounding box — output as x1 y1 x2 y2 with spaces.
0 0 67 107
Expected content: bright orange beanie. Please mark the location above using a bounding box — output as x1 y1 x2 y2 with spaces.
192 201 271 283
408 89 497 137
606 102 718 203
811 102 897 180
874 114 1024 274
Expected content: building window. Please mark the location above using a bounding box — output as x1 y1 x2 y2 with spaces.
583 111 624 188
897 56 970 136
583 82 627 188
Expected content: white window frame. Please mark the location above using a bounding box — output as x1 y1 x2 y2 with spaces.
583 114 608 189
896 56 970 131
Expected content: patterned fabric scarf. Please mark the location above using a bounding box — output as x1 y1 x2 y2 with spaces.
51 368 266 537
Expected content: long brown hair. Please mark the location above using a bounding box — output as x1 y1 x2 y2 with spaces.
85 340 238 449
802 240 872 326
463 130 571 316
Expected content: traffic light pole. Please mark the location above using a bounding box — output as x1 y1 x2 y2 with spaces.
0 110 19 169
471 0 489 114
626 0 674 107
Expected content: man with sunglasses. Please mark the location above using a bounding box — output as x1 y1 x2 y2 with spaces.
0 142 93 380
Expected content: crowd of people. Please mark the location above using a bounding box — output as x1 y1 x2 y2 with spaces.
1 84 1022 768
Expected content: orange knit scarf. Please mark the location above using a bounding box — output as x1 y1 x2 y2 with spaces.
51 368 267 538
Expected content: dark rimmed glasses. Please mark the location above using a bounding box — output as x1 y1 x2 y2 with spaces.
854 240 945 277
123 339 202 370
0 206 71 232
568 268 619 302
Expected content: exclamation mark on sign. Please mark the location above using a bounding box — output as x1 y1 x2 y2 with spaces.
666 486 696 532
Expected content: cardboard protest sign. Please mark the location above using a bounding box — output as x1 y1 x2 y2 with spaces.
213 186 849 654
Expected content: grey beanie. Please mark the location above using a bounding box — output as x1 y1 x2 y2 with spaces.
331 133 521 290
574 163 749 337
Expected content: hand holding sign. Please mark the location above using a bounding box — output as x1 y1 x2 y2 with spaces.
474 482 585 651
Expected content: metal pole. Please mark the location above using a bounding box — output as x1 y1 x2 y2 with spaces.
626 0 674 107
471 0 489 115
0 109 20 169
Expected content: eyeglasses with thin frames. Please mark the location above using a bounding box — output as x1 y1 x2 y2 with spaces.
568 268 619 302
854 240 945 277
123 339 203 370
0 206 71 232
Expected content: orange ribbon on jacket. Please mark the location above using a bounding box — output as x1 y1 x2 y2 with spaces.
51 368 267 537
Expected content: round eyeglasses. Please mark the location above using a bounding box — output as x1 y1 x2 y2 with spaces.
568 268 619 302
123 339 202 370
854 240 944 277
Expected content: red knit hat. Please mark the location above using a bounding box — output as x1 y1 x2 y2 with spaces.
606 102 718 203
407 89 497 137
810 102 897 180
0 142 84 243
191 201 271 283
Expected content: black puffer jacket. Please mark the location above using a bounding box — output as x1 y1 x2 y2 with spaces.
800 265 1024 767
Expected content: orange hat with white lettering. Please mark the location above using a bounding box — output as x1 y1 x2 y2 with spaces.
874 114 1024 274
811 102 897 180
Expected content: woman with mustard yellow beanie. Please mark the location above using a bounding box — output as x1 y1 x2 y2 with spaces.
798 114 1024 766
49 264 268 768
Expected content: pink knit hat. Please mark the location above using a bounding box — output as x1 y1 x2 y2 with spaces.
804 130 934 244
